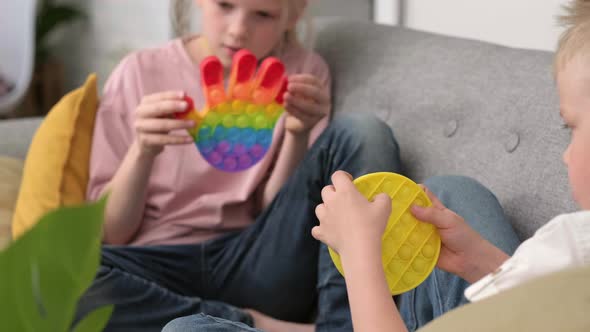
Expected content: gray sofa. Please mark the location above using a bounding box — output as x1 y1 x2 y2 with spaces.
0 18 576 240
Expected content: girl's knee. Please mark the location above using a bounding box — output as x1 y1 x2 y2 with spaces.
330 113 393 142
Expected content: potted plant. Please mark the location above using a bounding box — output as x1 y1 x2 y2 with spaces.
0 199 112 331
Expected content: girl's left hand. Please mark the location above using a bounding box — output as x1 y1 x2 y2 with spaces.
283 74 330 135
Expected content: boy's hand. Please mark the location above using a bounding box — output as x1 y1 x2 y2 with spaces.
312 171 391 258
283 74 330 135
134 91 195 157
411 186 509 283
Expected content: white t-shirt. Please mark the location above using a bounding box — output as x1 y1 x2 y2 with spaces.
465 211 590 302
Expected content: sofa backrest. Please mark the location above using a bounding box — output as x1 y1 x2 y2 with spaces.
315 18 577 239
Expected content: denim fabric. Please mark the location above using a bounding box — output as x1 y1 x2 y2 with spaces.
163 314 260 332
397 176 521 332
164 176 521 332
75 113 403 332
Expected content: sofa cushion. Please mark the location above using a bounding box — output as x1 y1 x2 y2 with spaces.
418 266 590 332
11 74 98 239
314 19 576 239
0 156 23 249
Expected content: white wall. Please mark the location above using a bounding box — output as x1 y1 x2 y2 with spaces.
376 0 568 52
54 0 172 91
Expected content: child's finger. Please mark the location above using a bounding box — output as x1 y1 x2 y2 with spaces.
287 82 330 105
285 106 320 125
331 171 356 192
410 204 455 230
288 74 320 85
136 118 195 133
285 93 327 118
311 225 324 242
315 203 327 220
373 193 392 210
418 184 446 209
142 91 185 103
141 133 194 146
138 100 188 119
321 185 336 203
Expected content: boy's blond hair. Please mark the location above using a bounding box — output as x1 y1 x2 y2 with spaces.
555 0 590 72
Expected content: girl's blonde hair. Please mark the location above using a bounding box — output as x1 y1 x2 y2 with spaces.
170 0 314 55
555 0 590 73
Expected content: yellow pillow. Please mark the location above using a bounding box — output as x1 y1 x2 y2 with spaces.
12 74 98 239
0 156 24 249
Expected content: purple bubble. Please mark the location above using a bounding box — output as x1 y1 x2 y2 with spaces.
250 144 265 159
216 140 231 154
223 157 237 171
239 155 252 168
233 144 246 156
198 140 214 154
208 152 223 165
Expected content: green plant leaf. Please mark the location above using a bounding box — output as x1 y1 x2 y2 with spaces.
0 198 107 331
36 4 87 44
36 3 87 64
71 306 113 332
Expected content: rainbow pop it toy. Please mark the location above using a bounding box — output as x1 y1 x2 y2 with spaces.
177 49 287 172
329 172 442 295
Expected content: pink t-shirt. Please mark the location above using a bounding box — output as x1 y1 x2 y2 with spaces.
87 38 331 246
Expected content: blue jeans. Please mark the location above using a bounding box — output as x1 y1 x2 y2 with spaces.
396 175 520 332
163 176 520 332
75 113 403 332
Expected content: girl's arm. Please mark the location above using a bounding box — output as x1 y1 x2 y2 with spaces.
259 74 330 208
101 91 194 244
260 131 309 208
101 141 155 244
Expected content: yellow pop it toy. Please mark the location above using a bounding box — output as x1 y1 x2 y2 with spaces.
329 172 441 295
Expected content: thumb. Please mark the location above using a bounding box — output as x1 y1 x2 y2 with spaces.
311 226 323 242
411 204 450 229
373 193 392 211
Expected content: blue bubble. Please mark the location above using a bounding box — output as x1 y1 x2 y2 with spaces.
213 127 226 141
226 127 240 143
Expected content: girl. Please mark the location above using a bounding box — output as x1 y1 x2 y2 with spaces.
76 0 404 331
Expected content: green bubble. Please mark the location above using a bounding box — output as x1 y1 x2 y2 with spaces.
205 112 221 126
254 115 268 129
223 114 236 128
237 115 250 128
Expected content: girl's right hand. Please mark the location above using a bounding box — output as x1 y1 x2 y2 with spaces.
134 91 195 157
411 186 509 283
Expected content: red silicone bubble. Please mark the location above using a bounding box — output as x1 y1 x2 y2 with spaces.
175 95 195 119
275 77 288 104
252 58 285 104
201 56 226 107
229 50 257 99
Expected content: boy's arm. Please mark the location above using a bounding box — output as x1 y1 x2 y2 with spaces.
341 248 409 332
